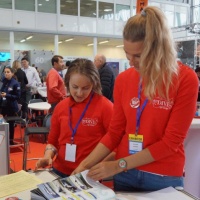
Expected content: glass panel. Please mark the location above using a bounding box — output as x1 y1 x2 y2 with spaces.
99 2 114 20
116 4 130 21
193 6 200 23
175 12 187 26
38 0 56 14
162 4 174 12
164 11 174 27
15 0 35 11
133 6 136 16
175 6 187 26
194 0 200 6
0 0 12 9
80 0 96 18
60 0 78 16
149 2 160 7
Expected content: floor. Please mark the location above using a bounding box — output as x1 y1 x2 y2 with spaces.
10 124 46 172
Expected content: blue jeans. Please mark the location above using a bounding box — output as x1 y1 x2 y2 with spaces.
52 167 69 178
114 169 183 191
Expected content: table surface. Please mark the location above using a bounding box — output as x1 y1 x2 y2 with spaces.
28 102 51 111
0 171 195 200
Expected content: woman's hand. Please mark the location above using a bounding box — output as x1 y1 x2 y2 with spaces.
1 92 6 97
87 161 119 181
71 163 88 175
35 158 53 170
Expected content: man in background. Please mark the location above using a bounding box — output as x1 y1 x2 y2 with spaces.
94 54 115 102
21 57 42 118
62 60 71 79
46 55 67 112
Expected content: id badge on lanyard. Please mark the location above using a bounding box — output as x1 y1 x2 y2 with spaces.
65 93 94 162
129 134 143 154
128 79 147 154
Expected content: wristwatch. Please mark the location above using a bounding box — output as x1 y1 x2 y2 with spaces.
118 158 127 172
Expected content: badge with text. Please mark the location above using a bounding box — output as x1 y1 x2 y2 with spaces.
130 97 140 108
65 143 77 162
129 134 143 154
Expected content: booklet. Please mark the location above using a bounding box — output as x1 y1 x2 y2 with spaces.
31 170 116 200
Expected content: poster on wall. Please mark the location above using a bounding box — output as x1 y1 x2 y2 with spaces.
176 40 195 68
14 50 29 61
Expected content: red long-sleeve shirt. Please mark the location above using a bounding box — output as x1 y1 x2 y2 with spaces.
48 93 113 175
46 68 67 104
101 62 199 176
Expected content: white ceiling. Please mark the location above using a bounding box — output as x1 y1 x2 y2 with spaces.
0 31 123 47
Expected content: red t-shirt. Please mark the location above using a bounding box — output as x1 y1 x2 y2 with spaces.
48 93 113 175
101 62 199 176
46 68 67 104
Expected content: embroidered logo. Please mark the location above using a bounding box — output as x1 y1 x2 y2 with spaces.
82 118 98 126
130 97 140 108
152 97 174 110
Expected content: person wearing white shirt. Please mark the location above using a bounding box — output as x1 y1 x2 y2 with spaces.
21 57 42 119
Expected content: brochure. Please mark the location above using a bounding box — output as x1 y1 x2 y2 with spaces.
31 170 115 200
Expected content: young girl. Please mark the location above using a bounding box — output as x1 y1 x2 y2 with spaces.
0 67 21 145
36 58 113 177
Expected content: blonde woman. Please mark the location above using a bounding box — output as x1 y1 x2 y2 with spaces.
73 6 199 191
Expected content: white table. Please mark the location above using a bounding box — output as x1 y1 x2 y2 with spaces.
184 118 200 198
28 102 51 111
0 171 194 200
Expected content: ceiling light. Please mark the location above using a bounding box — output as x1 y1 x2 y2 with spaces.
20 39 26 43
65 38 74 42
26 36 33 40
87 43 94 46
104 9 112 12
98 40 109 44
116 45 124 48
58 41 63 44
38 4 42 6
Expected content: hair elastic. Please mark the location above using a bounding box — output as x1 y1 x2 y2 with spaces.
141 9 146 16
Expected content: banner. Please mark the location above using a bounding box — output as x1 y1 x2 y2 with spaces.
136 0 148 14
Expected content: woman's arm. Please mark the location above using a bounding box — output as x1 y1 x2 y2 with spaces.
35 144 57 169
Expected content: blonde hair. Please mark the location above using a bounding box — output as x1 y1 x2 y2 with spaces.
12 60 21 73
123 6 178 100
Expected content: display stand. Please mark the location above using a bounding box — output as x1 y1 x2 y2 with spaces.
0 122 10 176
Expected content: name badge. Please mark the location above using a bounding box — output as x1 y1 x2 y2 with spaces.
129 134 143 154
65 143 77 162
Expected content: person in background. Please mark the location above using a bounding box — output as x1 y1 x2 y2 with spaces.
12 60 28 120
36 58 114 177
72 6 199 191
94 54 115 102
0 67 21 145
62 60 71 79
195 44 200 69
21 57 42 107
46 55 67 112
195 67 200 101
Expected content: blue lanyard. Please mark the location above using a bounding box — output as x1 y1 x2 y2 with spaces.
69 92 94 144
135 81 148 135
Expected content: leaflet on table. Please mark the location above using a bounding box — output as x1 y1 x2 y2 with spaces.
33 170 116 200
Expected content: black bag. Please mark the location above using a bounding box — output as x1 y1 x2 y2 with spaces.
0 97 7 107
